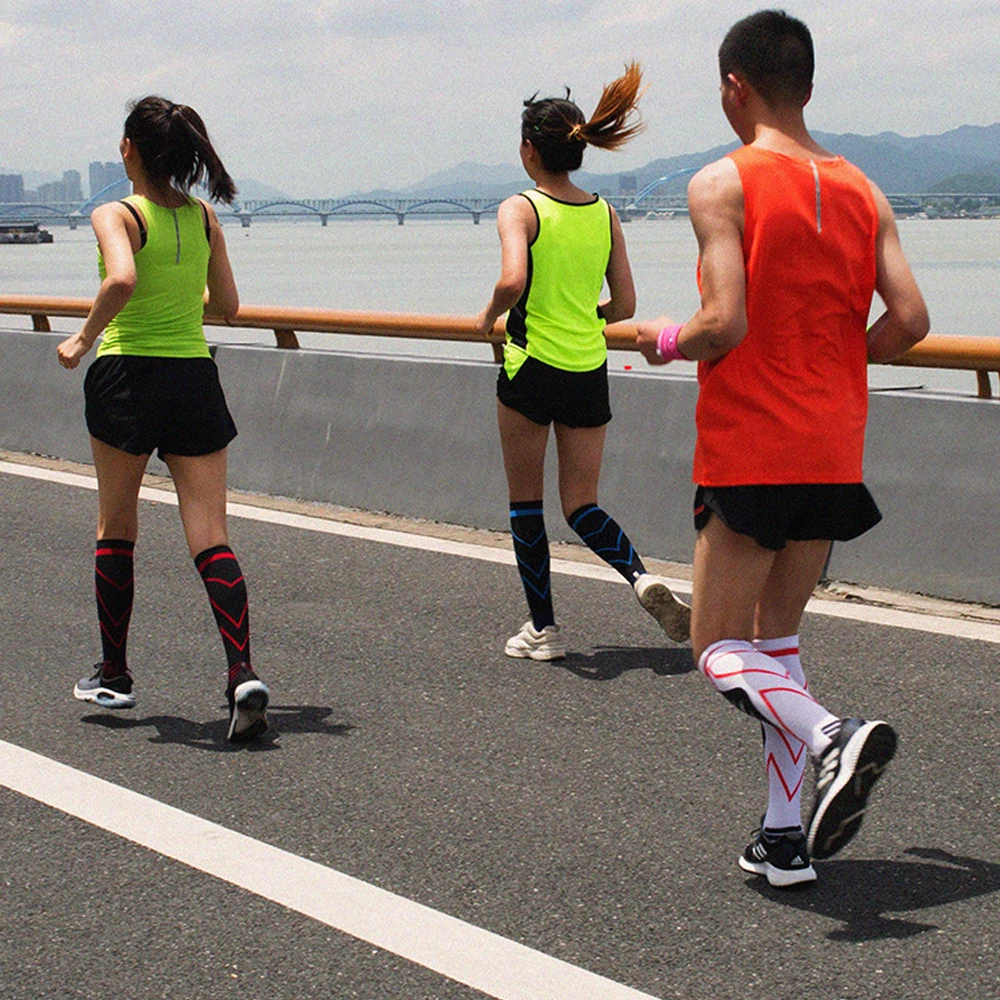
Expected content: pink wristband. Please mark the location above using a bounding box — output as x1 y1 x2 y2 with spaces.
655 324 686 361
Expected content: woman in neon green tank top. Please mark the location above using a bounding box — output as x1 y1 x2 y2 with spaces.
56 96 269 743
475 64 690 661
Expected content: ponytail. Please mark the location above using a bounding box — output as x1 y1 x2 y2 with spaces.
123 96 238 204
521 62 644 173
576 61 645 151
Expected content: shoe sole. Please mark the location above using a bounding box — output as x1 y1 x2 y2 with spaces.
228 680 270 743
636 581 691 643
807 721 897 860
504 642 566 661
738 854 817 888
73 685 136 710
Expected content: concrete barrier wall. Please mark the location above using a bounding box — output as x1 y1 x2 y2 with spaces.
3 330 998 605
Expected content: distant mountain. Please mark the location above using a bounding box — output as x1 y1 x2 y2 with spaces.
357 123 1000 200
233 178 291 202
815 124 1000 192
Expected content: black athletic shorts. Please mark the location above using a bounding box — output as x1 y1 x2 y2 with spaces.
85 355 238 459
693 483 882 551
497 356 612 428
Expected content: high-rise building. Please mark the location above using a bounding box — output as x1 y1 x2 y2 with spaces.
63 169 82 202
0 174 24 202
88 160 128 203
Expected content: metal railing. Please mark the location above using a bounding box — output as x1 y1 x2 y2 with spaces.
3 294 999 398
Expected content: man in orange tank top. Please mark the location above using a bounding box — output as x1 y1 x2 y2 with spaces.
637 10 928 886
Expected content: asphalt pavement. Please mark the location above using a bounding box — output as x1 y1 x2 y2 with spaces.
1 458 998 1000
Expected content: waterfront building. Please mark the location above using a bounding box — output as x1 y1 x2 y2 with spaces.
37 170 83 204
88 160 128 202
0 174 24 202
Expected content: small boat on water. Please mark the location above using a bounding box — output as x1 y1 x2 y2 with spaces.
0 222 53 244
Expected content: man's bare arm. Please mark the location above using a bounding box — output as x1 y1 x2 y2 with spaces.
866 182 929 363
636 158 747 363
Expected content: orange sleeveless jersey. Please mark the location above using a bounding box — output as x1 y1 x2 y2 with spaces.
692 145 879 486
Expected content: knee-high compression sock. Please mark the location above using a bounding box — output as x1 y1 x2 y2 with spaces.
194 545 251 672
95 539 135 671
755 636 808 831
698 639 840 757
567 504 646 584
509 501 555 629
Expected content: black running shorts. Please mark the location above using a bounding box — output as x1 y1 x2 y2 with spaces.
497 356 612 428
693 483 882 551
85 355 238 459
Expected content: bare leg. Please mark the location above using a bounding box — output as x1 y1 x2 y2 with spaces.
497 400 549 502
162 449 229 558
552 422 604 518
91 436 148 543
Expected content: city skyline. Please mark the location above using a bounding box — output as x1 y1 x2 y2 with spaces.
2 1 997 198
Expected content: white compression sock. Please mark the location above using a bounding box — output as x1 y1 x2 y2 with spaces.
699 638 839 757
754 636 808 831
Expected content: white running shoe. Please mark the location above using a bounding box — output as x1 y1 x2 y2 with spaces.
504 621 566 661
634 573 691 642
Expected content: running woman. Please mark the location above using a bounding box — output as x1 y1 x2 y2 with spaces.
57 96 269 743
476 63 690 662
637 11 929 884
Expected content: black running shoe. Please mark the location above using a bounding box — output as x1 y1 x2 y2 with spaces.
226 663 269 743
807 718 897 860
73 663 136 710
738 821 817 888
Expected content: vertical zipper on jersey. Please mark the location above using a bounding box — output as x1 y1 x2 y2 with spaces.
809 161 822 233
172 208 181 263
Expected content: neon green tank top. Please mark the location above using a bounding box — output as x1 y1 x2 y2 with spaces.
504 189 611 377
96 195 211 358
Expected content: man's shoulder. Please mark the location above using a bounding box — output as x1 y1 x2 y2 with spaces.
688 156 743 210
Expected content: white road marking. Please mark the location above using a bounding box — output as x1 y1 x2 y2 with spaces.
2 456 997 996
0 740 659 1000
5 458 1000 644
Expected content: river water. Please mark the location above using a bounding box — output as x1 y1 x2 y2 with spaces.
3 215 998 394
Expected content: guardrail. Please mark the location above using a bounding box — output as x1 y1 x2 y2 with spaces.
3 294 1000 398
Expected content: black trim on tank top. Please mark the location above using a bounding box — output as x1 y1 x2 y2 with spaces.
197 199 211 244
117 200 147 249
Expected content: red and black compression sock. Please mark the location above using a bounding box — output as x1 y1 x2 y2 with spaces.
194 545 251 670
95 538 135 670
567 504 646 583
509 501 555 629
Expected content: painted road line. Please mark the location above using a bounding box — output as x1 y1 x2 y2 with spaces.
0 740 661 1000
4 459 1000 644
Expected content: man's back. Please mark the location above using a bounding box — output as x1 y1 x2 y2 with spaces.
693 144 879 487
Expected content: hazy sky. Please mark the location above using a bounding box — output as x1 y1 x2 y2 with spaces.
2 0 996 197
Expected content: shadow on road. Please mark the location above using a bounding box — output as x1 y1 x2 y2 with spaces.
747 848 1000 940
80 704 352 751
560 645 695 681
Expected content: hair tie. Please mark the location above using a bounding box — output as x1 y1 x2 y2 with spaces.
568 122 584 141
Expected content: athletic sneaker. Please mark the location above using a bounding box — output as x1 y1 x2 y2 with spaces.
807 718 897 860
504 621 566 661
738 821 817 888
73 663 136 710
227 663 270 743
634 573 691 643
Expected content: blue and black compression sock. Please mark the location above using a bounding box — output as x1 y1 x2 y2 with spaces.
568 504 647 583
95 538 135 667
509 501 555 629
195 545 251 670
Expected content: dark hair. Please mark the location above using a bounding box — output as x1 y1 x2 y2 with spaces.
521 62 644 174
718 9 814 107
123 96 237 203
